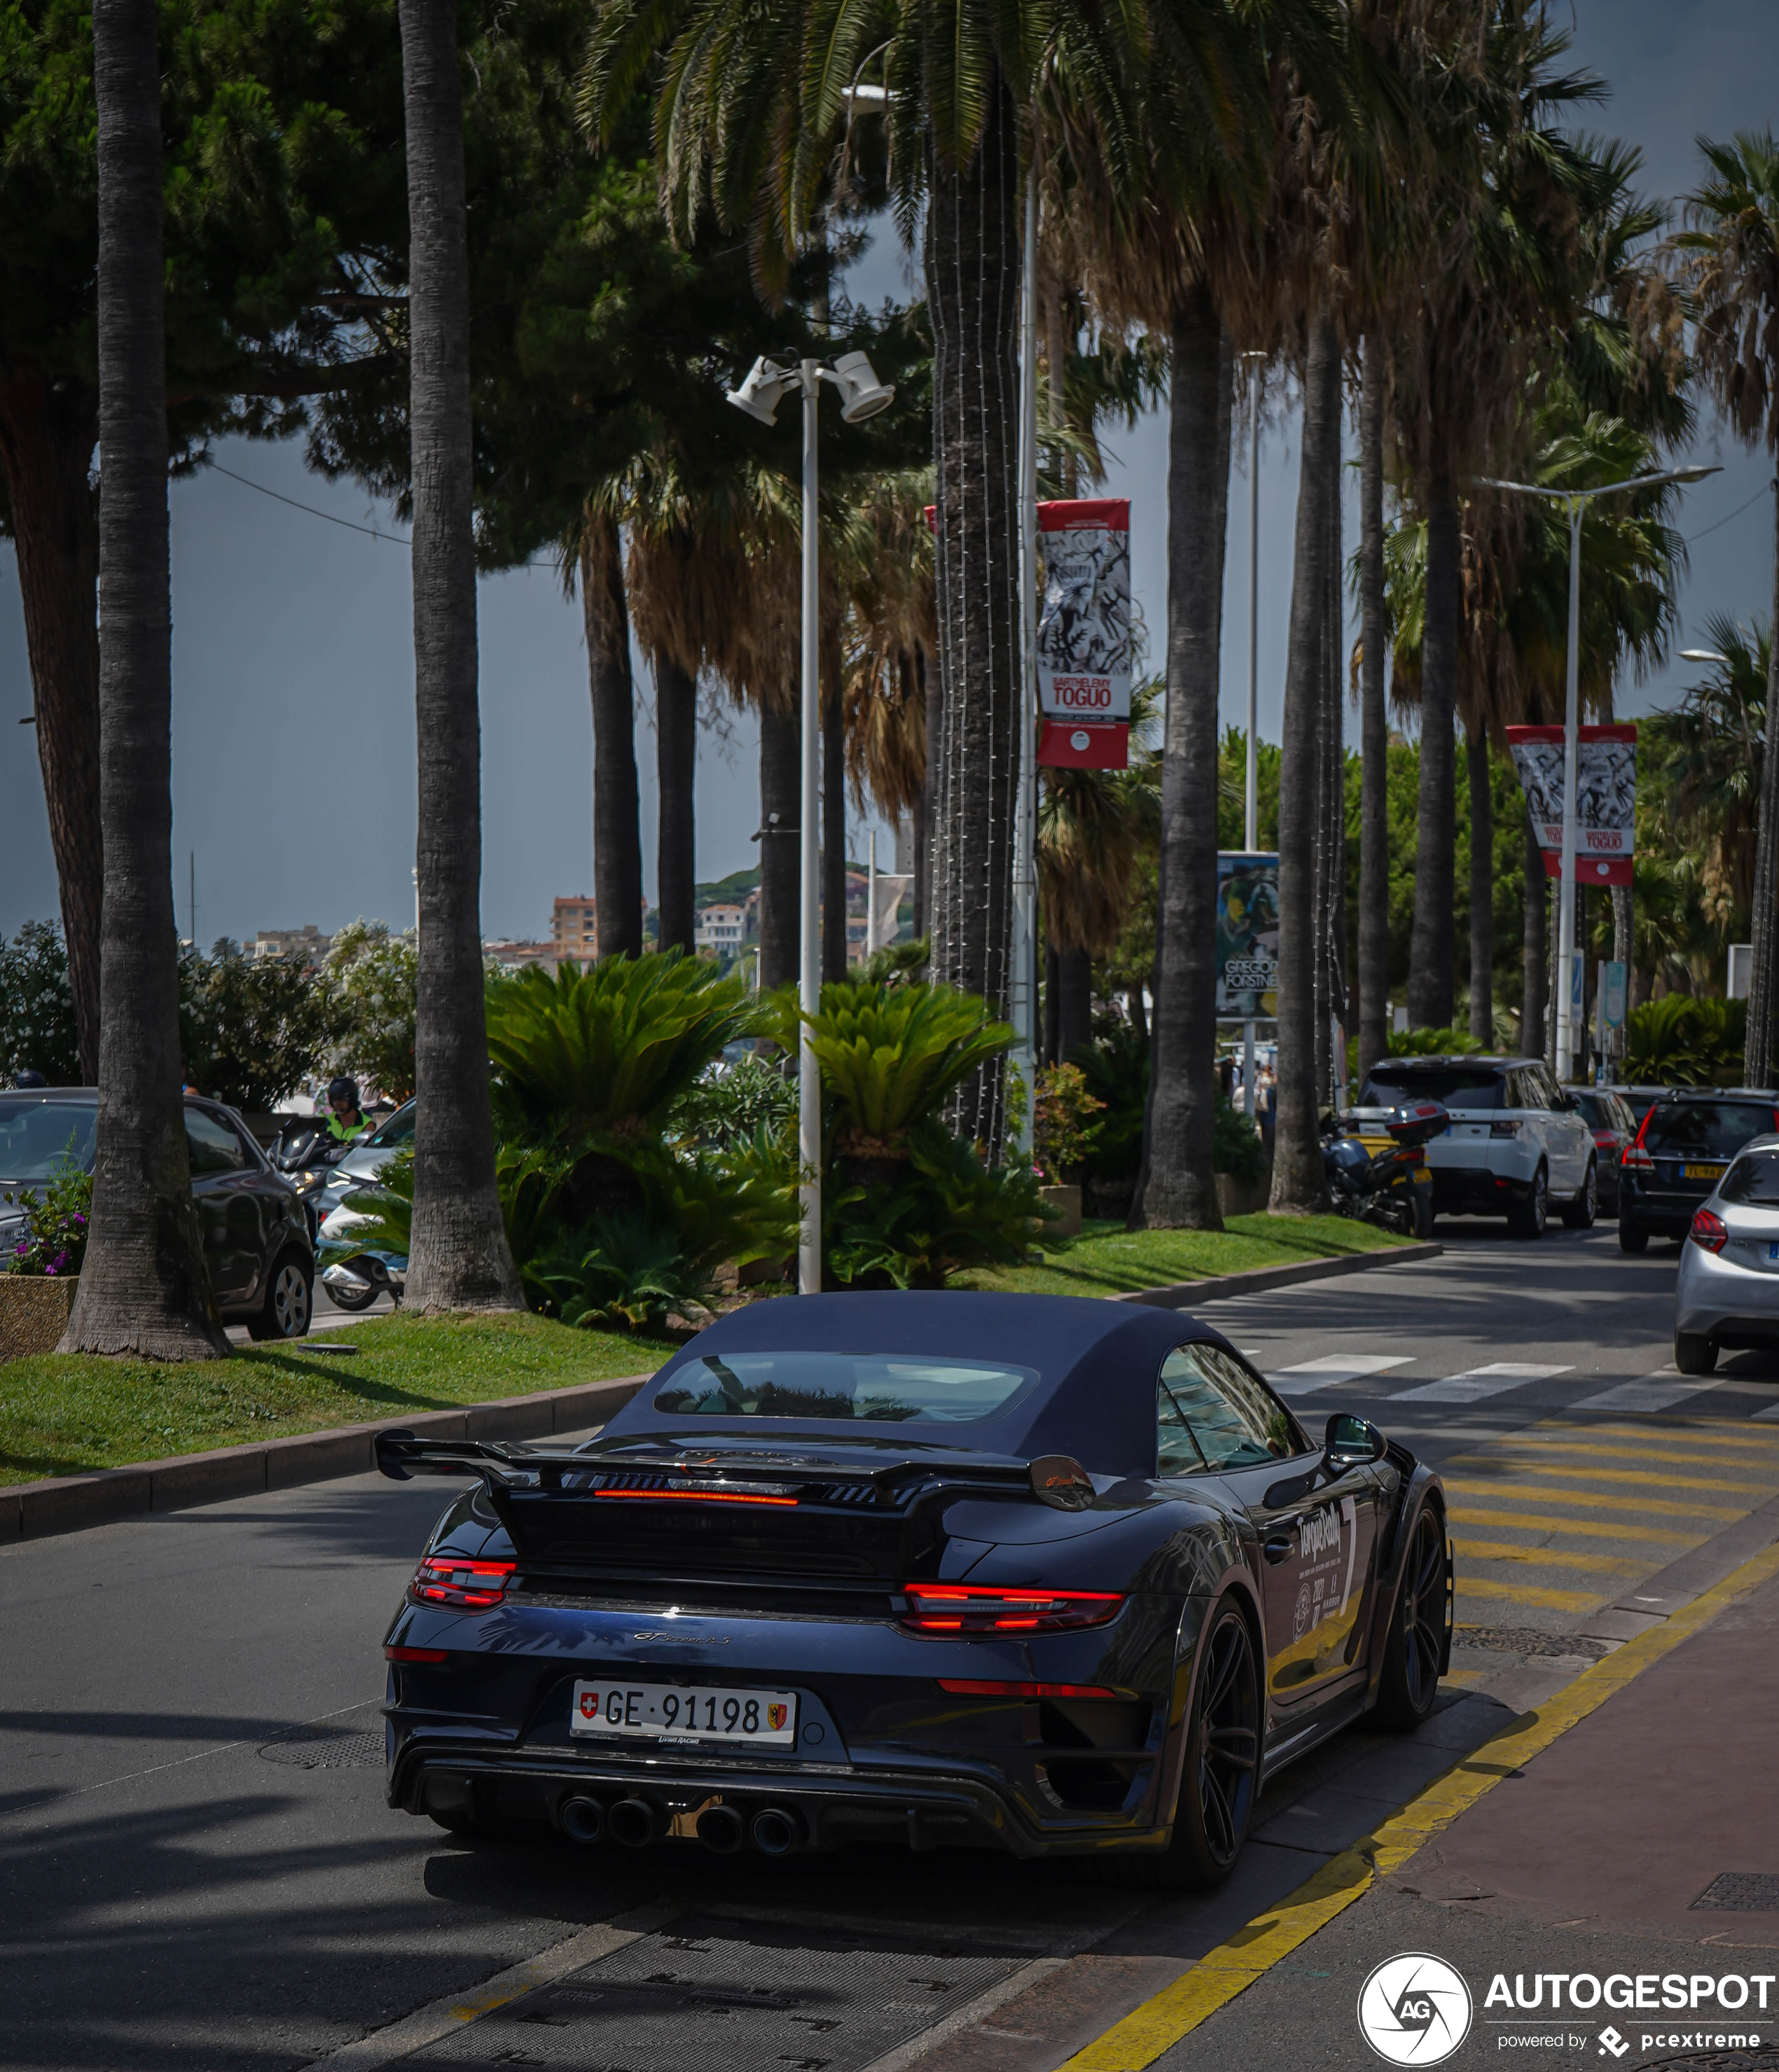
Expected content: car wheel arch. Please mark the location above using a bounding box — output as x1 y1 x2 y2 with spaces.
1156 1573 1266 1835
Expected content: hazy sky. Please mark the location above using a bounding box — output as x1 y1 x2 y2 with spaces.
1 0 1774 948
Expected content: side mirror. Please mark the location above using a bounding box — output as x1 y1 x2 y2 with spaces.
1322 1413 1387 1476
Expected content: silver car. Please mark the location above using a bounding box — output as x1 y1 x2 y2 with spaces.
1673 1133 1779 1374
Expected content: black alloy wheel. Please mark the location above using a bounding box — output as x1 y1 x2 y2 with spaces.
1150 1602 1261 1890
1509 1164 1548 1240
1376 1506 1448 1730
247 1251 313 1341
1560 1159 1598 1230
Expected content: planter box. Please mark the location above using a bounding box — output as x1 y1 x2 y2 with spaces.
0 1276 77 1362
1039 1184 1082 1239
1216 1170 1271 1218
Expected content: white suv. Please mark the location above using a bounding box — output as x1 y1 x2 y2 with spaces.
1355 1055 1598 1238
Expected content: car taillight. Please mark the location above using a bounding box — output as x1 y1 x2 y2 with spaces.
937 1679 1117 1698
899 1584 1123 1634
1690 1208 1729 1253
1621 1143 1653 1169
409 1557 516 1611
385 1645 449 1662
1490 1118 1520 1137
1593 1131 1618 1150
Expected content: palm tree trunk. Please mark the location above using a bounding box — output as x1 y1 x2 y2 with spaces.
1270 318 1339 1214
1320 385 1345 1103
757 695 799 989
654 653 697 954
60 0 226 1358
1747 521 1779 1085
822 680 847 980
581 512 642 961
1407 462 1459 1029
1357 342 1388 1085
925 80 1019 1153
1056 948 1093 1066
397 0 522 1314
919 644 939 945
1043 943 1060 1064
1522 819 1546 1058
1467 722 1494 1043
0 374 104 1080
1135 285 1228 1230
905 651 927 942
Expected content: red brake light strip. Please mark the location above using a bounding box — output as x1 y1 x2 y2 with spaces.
386 1646 448 1663
899 1583 1123 1633
590 1488 798 1506
938 1679 1116 1698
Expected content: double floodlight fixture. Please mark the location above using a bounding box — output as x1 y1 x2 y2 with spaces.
725 349 895 427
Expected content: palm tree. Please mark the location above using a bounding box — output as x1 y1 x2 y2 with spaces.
60 0 226 1358
396 0 524 1312
1669 132 1779 1081
1356 338 1390 1080
576 508 645 959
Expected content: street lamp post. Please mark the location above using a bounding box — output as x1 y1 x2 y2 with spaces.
727 349 896 1293
1238 351 1264 1118
1480 463 1717 1080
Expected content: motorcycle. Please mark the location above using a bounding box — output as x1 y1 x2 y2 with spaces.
270 1119 358 1243
317 1190 407 1313
1322 1098 1446 1239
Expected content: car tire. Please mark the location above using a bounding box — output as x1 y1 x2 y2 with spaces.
1411 1184 1435 1241
1507 1164 1548 1240
1374 1503 1449 1731
1560 1159 1598 1230
1142 1599 1261 1891
1619 1216 1648 1254
1674 1330 1718 1377
246 1249 313 1342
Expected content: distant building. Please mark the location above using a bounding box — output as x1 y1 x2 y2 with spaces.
250 924 331 964
552 896 599 963
695 903 748 955
485 940 555 973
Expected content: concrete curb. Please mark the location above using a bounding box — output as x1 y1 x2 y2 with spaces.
0 1372 651 1545
1107 1239 1441 1310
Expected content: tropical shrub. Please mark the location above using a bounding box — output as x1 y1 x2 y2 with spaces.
1213 1092 1266 1182
0 922 81 1085
179 940 341 1112
1384 1025 1486 1058
1623 995 1747 1086
538 1216 713 1332
1073 1028 1148 1184
1033 1064 1105 1183
325 921 419 1101
671 1052 795 1155
487 953 765 1150
824 1122 1049 1290
2 1155 91 1277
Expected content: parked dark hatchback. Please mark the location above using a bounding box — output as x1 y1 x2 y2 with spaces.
1618 1090 1779 1253
0 1087 314 1337
1563 1086 1638 1216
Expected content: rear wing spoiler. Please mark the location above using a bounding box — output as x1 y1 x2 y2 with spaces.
374 1429 1095 1510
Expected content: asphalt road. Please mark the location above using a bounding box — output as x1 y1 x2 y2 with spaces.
5 1223 1775 2072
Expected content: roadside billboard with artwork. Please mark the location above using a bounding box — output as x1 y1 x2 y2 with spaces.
1217 852 1280 1018
1506 723 1637 886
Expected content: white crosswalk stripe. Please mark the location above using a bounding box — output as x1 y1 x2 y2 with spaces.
1268 1354 1412 1396
1394 1361 1574 1403
1573 1372 1722 1413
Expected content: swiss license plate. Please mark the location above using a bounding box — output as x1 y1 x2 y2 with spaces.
1684 1164 1728 1180
570 1679 797 1746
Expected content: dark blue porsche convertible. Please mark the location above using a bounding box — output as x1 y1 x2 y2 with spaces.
376 1293 1451 1888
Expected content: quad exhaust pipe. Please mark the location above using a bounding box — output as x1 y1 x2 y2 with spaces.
695 1804 745 1853
607 1797 659 1849
559 1795 604 1844
556 1792 801 1854
750 1806 802 1856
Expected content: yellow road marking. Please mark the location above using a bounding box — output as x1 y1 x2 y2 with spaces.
1458 1462 1773 1496
1455 1539 1645 1573
1058 1537 1779 2071
1453 1575 1598 1611
1443 1479 1745 1522
1446 1504 1701 1545
1486 1437 1779 1470
1554 1420 1779 1449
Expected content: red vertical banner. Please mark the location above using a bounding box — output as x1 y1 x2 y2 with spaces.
1036 499 1130 769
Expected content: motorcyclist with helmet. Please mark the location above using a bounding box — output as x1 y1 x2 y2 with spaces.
325 1076 372 1146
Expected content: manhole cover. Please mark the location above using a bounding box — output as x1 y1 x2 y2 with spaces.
1692 1872 1779 1912
258 1722 386 1770
396 1912 1026 2069
1454 1625 1610 1659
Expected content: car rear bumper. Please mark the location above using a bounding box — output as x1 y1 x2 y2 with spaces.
1675 1240 1779 1342
1621 1176 1710 1234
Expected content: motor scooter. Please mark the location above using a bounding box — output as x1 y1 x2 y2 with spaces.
1322 1098 1446 1238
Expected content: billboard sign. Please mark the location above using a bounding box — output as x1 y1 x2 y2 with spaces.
1506 723 1637 886
1216 852 1280 1018
1036 499 1130 774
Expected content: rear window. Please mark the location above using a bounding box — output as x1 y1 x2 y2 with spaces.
0 1098 97 1181
653 1352 1037 1424
1360 1066 1503 1110
1720 1151 1779 1206
1642 1103 1779 1158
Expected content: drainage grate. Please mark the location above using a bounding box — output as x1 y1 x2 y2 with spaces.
1453 1625 1611 1660
396 1912 1027 2071
1691 1872 1779 1912
258 1723 387 1771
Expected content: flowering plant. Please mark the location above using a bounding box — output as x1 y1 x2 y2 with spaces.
1033 1064 1106 1182
3 1154 92 1277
